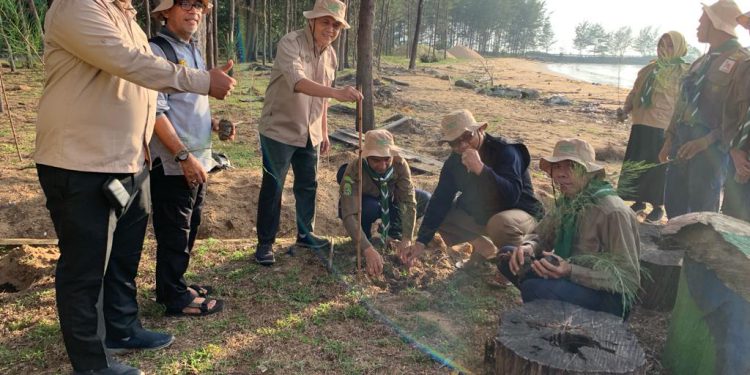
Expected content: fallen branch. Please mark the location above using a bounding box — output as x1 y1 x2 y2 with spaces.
0 67 22 162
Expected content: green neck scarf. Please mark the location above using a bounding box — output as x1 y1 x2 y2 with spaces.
636 57 685 109
363 160 395 241
553 179 617 259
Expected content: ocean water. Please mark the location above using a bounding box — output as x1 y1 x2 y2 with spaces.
546 63 643 89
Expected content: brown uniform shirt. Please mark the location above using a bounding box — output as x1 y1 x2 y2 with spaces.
339 157 417 249
523 194 641 293
722 54 750 151
258 27 337 147
666 44 750 146
623 62 689 129
35 0 210 173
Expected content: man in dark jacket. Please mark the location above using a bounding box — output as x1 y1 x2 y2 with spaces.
400 109 542 267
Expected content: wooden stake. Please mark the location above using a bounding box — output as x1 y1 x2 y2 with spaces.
356 90 363 275
0 67 22 162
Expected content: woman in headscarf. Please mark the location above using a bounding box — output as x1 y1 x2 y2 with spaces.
616 31 689 222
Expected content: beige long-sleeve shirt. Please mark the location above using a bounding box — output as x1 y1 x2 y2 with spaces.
258 27 337 147
523 194 641 293
35 0 211 173
623 62 688 129
339 157 417 249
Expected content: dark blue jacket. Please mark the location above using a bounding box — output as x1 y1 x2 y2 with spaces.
416 134 542 245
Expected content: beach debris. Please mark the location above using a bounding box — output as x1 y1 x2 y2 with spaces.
543 95 572 106
454 79 476 89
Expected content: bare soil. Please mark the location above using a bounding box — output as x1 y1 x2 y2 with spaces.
0 57 669 374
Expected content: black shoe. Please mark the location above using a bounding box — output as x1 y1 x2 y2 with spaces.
630 201 646 213
72 360 144 375
295 233 331 250
254 243 275 266
645 206 664 222
105 329 174 354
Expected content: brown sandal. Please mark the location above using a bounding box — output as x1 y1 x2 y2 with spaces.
166 298 224 317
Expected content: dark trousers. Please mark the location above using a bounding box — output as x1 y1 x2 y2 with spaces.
497 247 626 318
37 164 149 371
256 135 319 245
722 161 750 222
664 129 727 218
150 162 206 312
336 163 430 239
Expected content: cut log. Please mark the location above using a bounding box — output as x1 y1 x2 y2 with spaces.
487 300 647 375
637 223 684 311
381 76 410 86
328 103 356 115
661 212 750 375
329 128 443 175
0 238 58 247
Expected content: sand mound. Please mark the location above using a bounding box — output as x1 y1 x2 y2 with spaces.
0 245 57 293
447 45 483 60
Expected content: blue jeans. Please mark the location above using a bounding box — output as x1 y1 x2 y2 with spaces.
336 163 431 240
497 246 626 318
256 135 319 245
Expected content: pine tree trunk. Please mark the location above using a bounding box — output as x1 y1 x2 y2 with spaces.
245 0 253 61
144 0 152 37
229 0 236 61
26 0 43 38
408 0 423 70
0 12 17 72
206 5 214 68
356 0 375 132
213 0 219 64
262 0 267 65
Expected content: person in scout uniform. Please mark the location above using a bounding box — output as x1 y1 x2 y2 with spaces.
721 11 750 221
616 31 689 223
497 139 641 318
337 130 430 276
658 0 749 219
254 0 363 266
148 0 228 318
399 109 543 268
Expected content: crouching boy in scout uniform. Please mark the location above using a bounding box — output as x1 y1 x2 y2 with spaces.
337 130 430 276
658 0 749 218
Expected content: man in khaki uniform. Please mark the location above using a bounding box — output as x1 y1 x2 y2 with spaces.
35 0 235 374
337 130 430 276
499 139 641 318
254 0 362 266
658 0 749 218
721 11 750 221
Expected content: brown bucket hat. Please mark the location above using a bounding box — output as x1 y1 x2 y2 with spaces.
540 138 604 175
303 0 351 29
362 129 399 158
439 109 487 143
702 0 742 37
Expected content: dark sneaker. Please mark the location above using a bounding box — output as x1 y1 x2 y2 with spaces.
630 201 646 213
295 233 331 250
73 360 144 375
105 329 174 354
645 206 664 223
254 243 275 266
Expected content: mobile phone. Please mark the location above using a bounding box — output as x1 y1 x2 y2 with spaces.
102 177 130 209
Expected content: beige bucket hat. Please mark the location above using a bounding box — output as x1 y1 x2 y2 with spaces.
439 109 487 143
303 0 351 29
151 0 213 19
362 129 399 158
540 138 604 175
702 0 741 37
738 11 750 29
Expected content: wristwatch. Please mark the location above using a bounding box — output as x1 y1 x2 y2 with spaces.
174 149 190 163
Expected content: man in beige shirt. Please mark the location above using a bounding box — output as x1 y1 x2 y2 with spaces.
35 1 235 374
254 0 362 265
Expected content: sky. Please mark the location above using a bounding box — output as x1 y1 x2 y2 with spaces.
545 0 750 54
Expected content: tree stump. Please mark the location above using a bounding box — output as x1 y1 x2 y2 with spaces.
486 300 646 375
637 223 685 311
662 213 750 375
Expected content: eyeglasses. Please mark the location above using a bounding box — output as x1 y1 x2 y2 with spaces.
177 0 205 11
447 131 474 148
